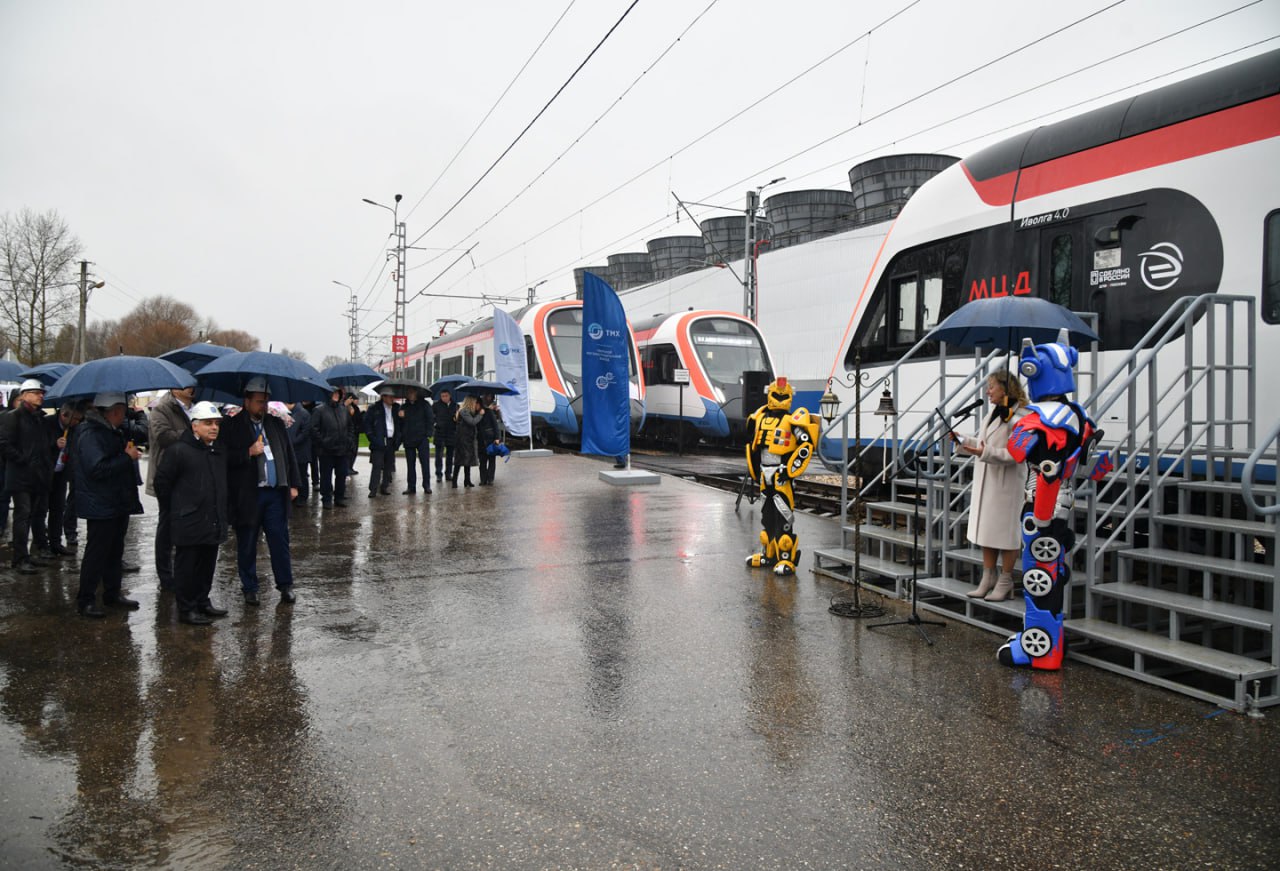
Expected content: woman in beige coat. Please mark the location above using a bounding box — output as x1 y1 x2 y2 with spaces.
951 370 1029 601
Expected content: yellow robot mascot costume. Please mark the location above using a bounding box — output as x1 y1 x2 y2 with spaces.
745 377 819 575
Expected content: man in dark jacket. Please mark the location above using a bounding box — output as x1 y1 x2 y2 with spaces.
310 386 349 508
43 403 83 556
73 393 144 617
155 401 229 625
285 401 312 505
398 387 433 495
364 391 400 497
433 388 458 484
216 377 300 606
0 379 57 574
146 387 195 590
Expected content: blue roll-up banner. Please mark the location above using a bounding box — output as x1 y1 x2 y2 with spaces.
492 306 531 437
580 272 631 458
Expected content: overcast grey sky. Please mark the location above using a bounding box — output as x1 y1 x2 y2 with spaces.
2 0 1276 364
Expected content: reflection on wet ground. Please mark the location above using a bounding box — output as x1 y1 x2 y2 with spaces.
0 453 1276 869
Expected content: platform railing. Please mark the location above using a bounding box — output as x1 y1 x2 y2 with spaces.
1076 294 1257 587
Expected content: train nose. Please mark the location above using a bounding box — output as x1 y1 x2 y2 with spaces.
629 398 646 434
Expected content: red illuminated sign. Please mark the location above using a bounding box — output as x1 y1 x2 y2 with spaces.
391 335 408 353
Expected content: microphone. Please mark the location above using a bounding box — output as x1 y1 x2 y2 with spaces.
949 398 984 422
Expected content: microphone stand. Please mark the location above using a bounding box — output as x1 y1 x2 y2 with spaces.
870 408 948 645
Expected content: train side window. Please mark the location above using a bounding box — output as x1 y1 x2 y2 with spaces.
525 336 542 379
1265 210 1280 324
463 346 474 377
921 276 943 333
1050 234 1073 308
641 343 679 384
476 355 485 379
892 275 921 346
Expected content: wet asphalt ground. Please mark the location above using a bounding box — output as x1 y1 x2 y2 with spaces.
0 452 1277 870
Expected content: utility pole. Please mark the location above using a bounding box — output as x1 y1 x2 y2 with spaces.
362 194 406 375
743 190 759 323
394 215 406 376
349 292 360 363
74 261 104 364
742 177 784 324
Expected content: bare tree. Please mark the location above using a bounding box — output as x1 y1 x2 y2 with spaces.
319 354 347 371
0 209 83 364
206 328 260 352
279 347 308 363
103 296 202 357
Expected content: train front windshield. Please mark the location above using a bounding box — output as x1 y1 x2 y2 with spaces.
690 318 769 386
547 308 638 384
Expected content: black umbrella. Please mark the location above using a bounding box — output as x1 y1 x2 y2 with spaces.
159 342 237 374
454 379 519 397
320 361 383 388
428 375 475 396
18 362 73 386
194 351 332 403
926 297 1098 351
373 377 429 399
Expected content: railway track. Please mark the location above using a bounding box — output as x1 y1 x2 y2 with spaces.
537 443 848 516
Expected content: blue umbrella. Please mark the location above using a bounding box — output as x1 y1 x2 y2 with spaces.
0 359 28 381
19 362 74 386
428 375 475 396
320 361 383 388
159 342 237 374
45 356 196 403
454 378 520 397
925 297 1099 351
194 351 333 403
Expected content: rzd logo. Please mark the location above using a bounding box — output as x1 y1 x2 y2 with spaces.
1138 242 1184 291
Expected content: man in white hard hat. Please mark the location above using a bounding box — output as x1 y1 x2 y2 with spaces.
216 376 301 606
155 401 229 625
0 379 57 574
146 383 197 592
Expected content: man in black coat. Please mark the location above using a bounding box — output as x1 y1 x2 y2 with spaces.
433 388 458 484
0 379 57 574
364 391 401 498
72 393 144 617
43 403 83 556
216 377 301 606
310 386 349 508
285 401 313 505
155 401 230 625
398 386 433 495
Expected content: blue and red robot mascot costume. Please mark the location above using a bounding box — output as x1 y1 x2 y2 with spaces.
745 377 820 576
999 331 1112 669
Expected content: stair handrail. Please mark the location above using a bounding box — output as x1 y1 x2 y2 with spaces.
1081 294 1252 419
1242 416 1280 516
1076 293 1256 588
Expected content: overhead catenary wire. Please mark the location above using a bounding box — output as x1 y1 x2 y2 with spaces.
440 0 724 252
417 0 924 282
405 0 643 251
401 0 579 224
438 4 1266 317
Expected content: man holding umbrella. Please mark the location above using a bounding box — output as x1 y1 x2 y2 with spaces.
364 389 401 498
145 385 196 591
0 379 57 574
217 377 300 606
73 393 144 617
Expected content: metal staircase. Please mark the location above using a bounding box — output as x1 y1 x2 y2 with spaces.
812 294 1277 713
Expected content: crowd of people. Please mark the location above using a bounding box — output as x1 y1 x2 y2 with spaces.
0 378 506 624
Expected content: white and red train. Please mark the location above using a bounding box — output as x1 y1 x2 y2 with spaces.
378 300 646 445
